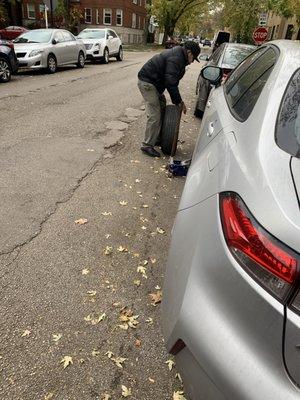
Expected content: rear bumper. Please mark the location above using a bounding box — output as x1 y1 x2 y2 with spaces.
162 194 300 400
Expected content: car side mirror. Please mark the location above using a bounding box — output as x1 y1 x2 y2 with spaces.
201 66 223 85
199 54 209 61
108 35 113 40
52 38 57 45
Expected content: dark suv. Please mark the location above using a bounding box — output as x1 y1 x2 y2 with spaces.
0 39 18 83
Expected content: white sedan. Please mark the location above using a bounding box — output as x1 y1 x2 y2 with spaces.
77 28 123 63
13 29 86 73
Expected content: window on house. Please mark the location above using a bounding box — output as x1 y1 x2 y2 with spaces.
285 24 294 40
104 9 112 25
133 0 138 4
27 4 35 19
116 9 123 26
132 13 136 28
85 8 92 23
138 15 141 29
96 9 99 24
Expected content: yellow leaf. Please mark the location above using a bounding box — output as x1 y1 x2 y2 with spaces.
82 268 90 275
119 201 128 206
101 212 112 216
173 390 187 400
117 246 128 253
148 378 155 383
145 317 153 324
75 218 88 225
106 351 114 359
104 246 113 255
52 333 62 342
133 280 141 286
21 330 31 337
156 227 165 234
87 290 97 296
142 204 149 208
44 393 54 400
142 260 148 266
121 385 132 397
149 290 162 306
132 253 140 258
102 395 111 400
60 356 73 369
113 356 127 368
92 349 100 357
175 373 183 383
165 359 175 371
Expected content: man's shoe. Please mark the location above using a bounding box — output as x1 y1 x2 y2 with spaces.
141 146 161 157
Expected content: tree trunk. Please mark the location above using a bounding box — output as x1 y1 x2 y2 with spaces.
162 24 175 44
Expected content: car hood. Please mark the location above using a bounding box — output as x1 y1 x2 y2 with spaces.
78 38 105 45
14 42 49 52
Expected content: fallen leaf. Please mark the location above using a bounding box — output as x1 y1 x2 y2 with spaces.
52 333 62 342
102 395 111 400
156 227 165 234
106 351 114 359
133 279 141 286
121 385 132 397
104 246 113 255
117 246 128 253
175 373 183 383
75 218 88 225
60 356 73 369
137 266 147 279
113 356 127 368
155 285 161 290
133 253 140 258
119 201 128 206
165 359 175 371
44 393 54 400
130 160 140 164
82 268 90 275
148 378 155 383
135 339 142 347
149 290 162 306
135 179 141 183
92 349 100 357
101 212 112 216
140 217 148 223
173 390 187 400
142 204 149 208
141 226 147 230
87 290 97 297
142 260 148 266
145 317 153 324
119 309 139 330
84 313 106 325
150 258 157 264
136 191 142 194
21 330 31 337
105 234 111 239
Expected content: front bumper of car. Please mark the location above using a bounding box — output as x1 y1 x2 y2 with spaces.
162 194 300 400
17 52 47 69
85 45 103 60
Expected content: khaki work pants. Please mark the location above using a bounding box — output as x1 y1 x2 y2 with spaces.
138 79 166 147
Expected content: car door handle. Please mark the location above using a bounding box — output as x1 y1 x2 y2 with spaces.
207 122 214 137
207 100 212 108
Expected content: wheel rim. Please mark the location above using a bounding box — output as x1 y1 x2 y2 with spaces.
79 53 84 66
48 57 56 72
0 60 11 81
105 50 109 62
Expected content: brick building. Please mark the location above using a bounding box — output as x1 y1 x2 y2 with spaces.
10 0 147 44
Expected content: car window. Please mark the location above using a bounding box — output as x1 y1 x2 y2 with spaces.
109 30 117 38
62 31 75 42
209 45 223 64
14 30 52 43
225 47 277 121
276 69 300 158
54 31 64 43
78 30 105 39
222 46 256 69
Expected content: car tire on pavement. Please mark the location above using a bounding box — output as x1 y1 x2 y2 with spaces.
116 46 123 61
161 105 182 156
0 57 11 83
77 51 85 68
47 54 57 74
102 48 109 64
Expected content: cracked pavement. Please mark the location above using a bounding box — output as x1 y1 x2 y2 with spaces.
0 51 201 399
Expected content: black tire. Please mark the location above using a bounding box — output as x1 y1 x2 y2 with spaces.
116 46 123 61
161 105 182 156
102 47 109 64
47 54 57 74
0 57 11 83
77 51 85 68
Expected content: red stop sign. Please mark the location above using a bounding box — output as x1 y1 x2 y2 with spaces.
252 27 268 45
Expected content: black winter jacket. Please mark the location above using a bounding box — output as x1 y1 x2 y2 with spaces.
138 46 188 105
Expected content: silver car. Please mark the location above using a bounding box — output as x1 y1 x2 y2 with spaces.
162 40 300 400
13 29 86 73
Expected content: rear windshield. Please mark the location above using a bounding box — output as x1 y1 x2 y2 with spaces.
222 46 256 69
14 30 52 43
78 30 105 39
276 69 300 158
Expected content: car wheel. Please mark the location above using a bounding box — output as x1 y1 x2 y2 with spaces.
102 48 109 64
47 54 57 74
116 46 123 61
77 51 85 68
161 105 182 156
0 57 11 83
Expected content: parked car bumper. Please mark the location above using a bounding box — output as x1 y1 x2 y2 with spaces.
17 53 46 69
162 194 300 400
85 48 103 60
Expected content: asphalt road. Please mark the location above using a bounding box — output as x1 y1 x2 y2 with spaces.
0 51 201 400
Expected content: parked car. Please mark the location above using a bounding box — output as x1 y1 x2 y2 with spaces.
0 39 18 82
77 28 123 63
0 26 28 40
13 29 86 73
202 38 211 47
195 42 256 118
162 40 300 400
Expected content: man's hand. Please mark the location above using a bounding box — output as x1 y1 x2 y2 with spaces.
181 101 187 114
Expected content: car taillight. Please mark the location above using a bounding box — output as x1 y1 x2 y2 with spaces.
220 193 298 302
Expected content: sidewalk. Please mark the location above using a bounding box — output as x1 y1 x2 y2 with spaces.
0 61 201 400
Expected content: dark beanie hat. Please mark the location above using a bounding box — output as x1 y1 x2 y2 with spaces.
184 40 201 62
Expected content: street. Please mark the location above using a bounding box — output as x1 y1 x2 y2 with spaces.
0 51 201 399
